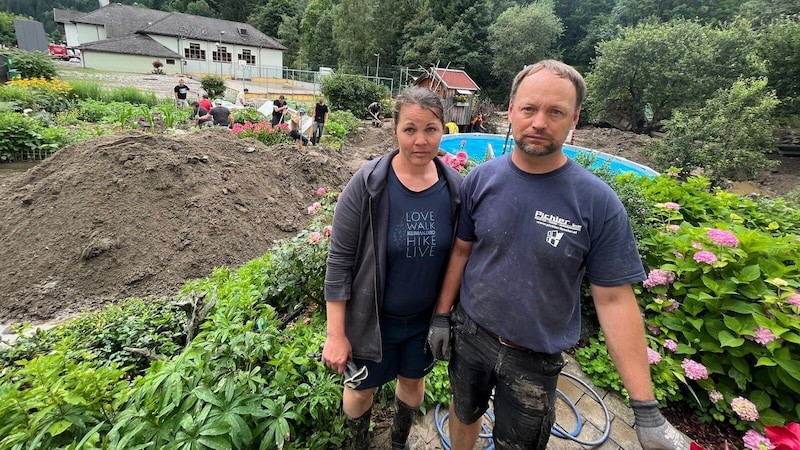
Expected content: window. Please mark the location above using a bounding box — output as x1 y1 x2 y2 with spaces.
237 27 248 36
213 46 232 63
237 49 255 65
165 59 175 65
184 43 205 60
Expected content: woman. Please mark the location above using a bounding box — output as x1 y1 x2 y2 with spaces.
322 87 462 450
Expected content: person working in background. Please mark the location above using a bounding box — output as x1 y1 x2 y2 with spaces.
199 93 213 113
470 113 485 132
289 108 311 148
427 59 691 450
311 98 329 145
191 101 213 128
209 100 233 128
174 79 190 107
271 95 288 126
236 88 251 107
322 87 463 450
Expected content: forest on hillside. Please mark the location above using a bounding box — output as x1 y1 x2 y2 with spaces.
1 0 799 122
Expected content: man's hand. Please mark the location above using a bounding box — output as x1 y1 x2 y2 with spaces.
427 313 452 360
631 400 690 450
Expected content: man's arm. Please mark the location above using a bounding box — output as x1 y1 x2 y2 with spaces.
435 238 473 314
591 284 653 399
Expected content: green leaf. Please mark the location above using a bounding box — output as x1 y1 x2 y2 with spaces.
737 265 762 282
198 435 231 450
194 386 223 407
48 420 72 436
721 300 762 315
718 330 745 348
755 357 777 367
64 393 88 405
774 358 800 382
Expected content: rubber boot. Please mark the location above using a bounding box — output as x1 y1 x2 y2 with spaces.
346 407 371 450
390 399 418 450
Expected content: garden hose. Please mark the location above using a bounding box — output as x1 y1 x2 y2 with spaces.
433 371 611 449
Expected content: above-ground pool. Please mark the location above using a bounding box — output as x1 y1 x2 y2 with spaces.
440 133 659 177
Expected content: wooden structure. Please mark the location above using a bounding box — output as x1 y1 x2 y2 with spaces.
413 66 480 132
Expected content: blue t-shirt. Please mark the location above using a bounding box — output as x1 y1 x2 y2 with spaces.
458 155 645 353
383 167 453 318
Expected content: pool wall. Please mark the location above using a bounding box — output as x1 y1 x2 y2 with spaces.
440 133 659 177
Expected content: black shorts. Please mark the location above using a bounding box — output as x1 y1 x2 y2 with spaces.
449 304 564 449
351 314 435 389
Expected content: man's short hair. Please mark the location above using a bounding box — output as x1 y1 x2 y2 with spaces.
214 100 222 105
190 101 199 107
278 95 285 99
202 93 209 99
243 88 249 92
510 60 586 110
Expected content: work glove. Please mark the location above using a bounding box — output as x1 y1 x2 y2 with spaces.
631 399 690 450
427 313 452 361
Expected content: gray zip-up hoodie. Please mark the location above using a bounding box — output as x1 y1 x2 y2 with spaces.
324 150 462 362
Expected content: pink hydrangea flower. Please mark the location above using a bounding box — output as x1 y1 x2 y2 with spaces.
673 251 684 259
743 429 774 450
316 187 327 196
322 225 332 237
693 250 717 264
667 224 680 232
787 293 800 307
647 348 662 364
664 339 677 352
307 205 317 215
708 390 723 403
642 269 676 289
682 359 709 380
708 228 739 247
309 232 321 244
664 299 680 312
692 241 703 250
731 397 759 422
647 324 661 336
751 326 777 346
664 202 680 210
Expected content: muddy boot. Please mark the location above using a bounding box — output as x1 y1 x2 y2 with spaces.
346 407 371 450
390 399 418 450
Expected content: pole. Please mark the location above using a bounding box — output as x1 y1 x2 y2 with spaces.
374 53 379 83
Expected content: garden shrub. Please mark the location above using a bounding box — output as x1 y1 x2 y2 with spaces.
200 75 226 99
0 112 58 161
2 77 77 113
320 73 389 117
231 120 292 146
1 49 57 79
328 110 360 134
643 78 779 185
232 107 266 125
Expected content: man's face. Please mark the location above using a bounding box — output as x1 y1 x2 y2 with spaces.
507 70 579 157
178 80 184 86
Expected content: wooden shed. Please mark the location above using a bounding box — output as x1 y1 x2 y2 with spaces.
413 67 480 132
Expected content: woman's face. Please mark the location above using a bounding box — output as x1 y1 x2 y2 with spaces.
394 104 443 167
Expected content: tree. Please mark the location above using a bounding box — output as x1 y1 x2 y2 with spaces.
332 0 374 70
184 0 216 18
488 1 563 90
755 15 800 117
248 0 305 38
277 15 301 68
0 10 21 46
299 0 338 69
585 19 763 133
554 0 615 70
739 0 800 25
643 78 779 184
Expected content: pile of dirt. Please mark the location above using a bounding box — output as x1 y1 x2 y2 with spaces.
0 128 371 322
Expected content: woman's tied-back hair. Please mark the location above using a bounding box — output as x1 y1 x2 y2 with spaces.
510 60 586 110
392 87 445 131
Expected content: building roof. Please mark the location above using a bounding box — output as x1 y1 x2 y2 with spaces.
65 3 285 50
140 12 285 50
53 8 85 24
78 34 181 58
427 68 480 91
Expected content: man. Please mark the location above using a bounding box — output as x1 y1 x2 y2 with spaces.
191 101 213 128
289 108 310 148
311 98 329 145
199 93 213 112
209 100 233 128
427 60 690 450
271 95 288 126
174 79 190 107
236 88 250 107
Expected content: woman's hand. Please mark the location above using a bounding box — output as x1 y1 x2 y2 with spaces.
321 334 351 375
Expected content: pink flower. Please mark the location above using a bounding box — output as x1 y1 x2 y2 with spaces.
682 359 709 380
316 187 327 196
664 339 677 352
307 205 316 215
460 139 466 148
693 250 717 264
692 241 703 250
309 232 321 244
667 224 680 232
743 430 774 450
456 150 468 161
647 348 662 364
708 390 723 403
664 202 680 210
642 269 676 289
732 397 759 421
322 225 332 237
765 422 800 450
708 228 739 247
664 299 680 313
751 326 777 346
647 324 661 336
673 251 684 259
787 294 800 307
